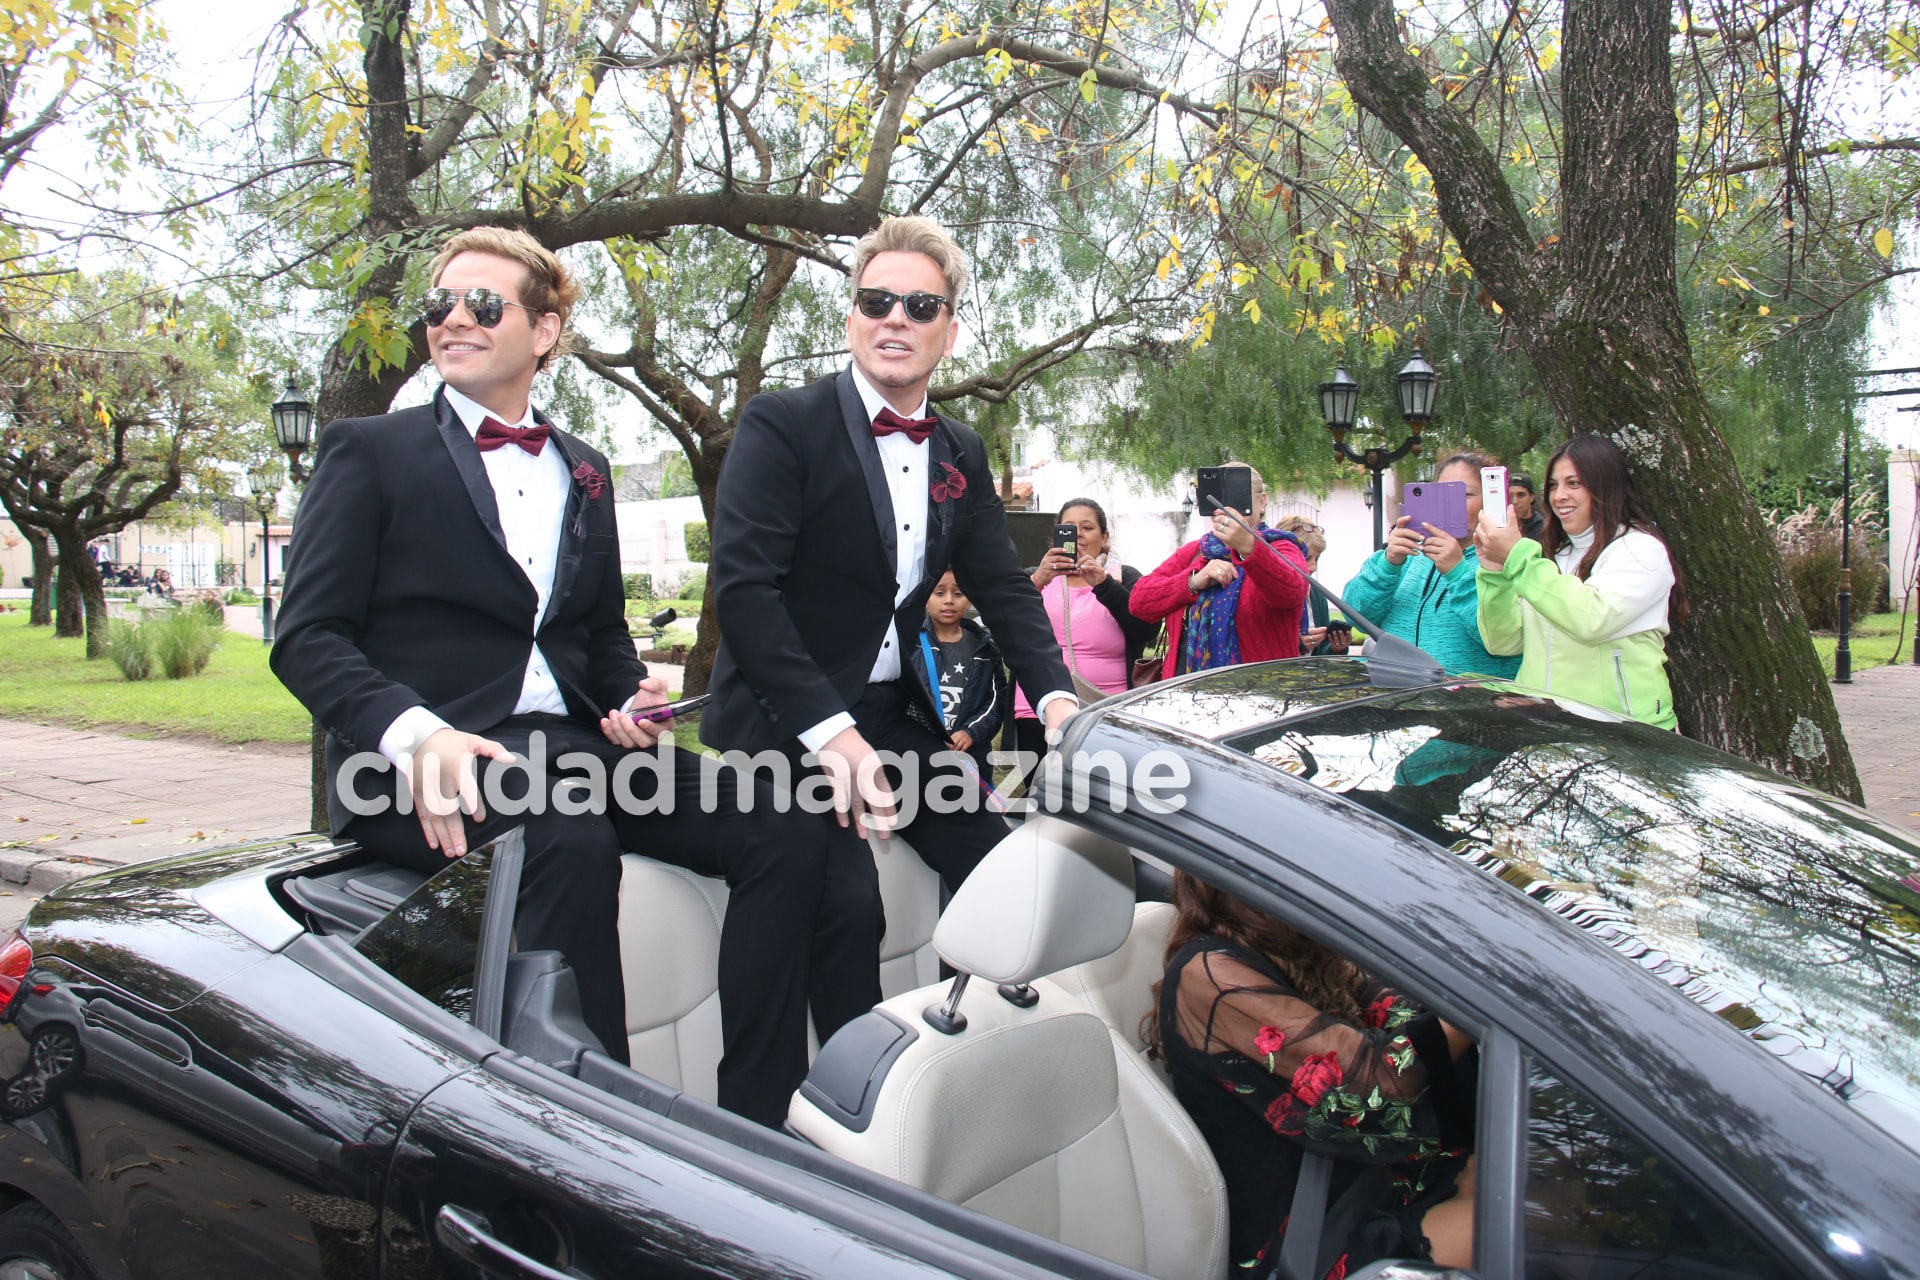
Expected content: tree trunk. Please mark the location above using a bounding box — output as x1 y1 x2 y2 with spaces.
26 530 53 626
311 719 329 832
1325 0 1861 800
681 466 722 697
53 549 82 639
49 535 109 659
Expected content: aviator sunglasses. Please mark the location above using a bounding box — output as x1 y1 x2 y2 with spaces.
854 287 951 324
418 286 543 329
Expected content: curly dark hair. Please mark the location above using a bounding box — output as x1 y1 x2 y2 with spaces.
1142 870 1366 1054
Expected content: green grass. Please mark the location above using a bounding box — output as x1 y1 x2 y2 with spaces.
1809 610 1917 675
0 611 312 744
623 597 703 617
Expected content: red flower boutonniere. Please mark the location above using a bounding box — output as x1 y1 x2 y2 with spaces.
930 462 966 504
572 461 607 499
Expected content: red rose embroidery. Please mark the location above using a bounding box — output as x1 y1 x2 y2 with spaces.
572 462 607 499
1290 1051 1344 1107
1254 1025 1286 1058
1324 1254 1349 1280
1365 994 1397 1028
1263 1092 1301 1134
930 462 966 503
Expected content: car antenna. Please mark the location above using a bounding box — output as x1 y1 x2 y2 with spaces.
1204 495 1446 689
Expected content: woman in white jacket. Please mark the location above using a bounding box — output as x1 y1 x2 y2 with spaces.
1473 434 1691 729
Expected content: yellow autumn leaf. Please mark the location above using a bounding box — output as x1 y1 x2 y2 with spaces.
1874 227 1894 258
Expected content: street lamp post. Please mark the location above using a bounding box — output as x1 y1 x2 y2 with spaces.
1835 416 1853 683
247 462 282 646
1317 353 1438 550
271 373 316 483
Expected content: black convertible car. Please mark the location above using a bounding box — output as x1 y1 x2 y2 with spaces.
0 659 1915 1280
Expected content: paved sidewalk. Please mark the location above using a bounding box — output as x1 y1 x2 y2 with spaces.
0 723 311 927
1828 659 1920 833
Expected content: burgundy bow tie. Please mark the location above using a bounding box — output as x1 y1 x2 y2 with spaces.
872 406 937 445
476 416 551 456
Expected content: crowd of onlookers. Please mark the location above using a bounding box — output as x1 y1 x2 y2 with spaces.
920 431 1690 782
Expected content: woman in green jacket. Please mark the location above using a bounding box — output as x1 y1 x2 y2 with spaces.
1473 435 1690 730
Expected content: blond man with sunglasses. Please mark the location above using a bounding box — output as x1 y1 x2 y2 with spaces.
273 227 860 1128
705 216 1076 1041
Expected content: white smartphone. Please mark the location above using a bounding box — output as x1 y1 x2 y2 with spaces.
1481 465 1510 528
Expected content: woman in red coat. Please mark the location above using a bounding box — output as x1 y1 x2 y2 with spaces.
1131 463 1311 678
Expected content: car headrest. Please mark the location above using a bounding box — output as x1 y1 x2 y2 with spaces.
931 816 1136 985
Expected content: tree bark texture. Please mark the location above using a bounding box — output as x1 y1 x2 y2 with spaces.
1326 0 1860 799
26 529 53 626
53 552 82 638
50 531 108 658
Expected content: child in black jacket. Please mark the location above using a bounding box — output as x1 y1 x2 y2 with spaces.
911 571 1009 784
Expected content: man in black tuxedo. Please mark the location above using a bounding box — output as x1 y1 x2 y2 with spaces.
272 228 842 1126
705 215 1077 1037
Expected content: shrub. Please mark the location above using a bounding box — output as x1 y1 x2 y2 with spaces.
225 587 258 604
1771 497 1888 630
622 573 654 601
678 572 707 603
193 596 225 625
150 609 223 679
106 619 155 681
684 522 710 561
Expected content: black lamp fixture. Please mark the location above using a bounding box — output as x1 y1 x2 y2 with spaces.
271 373 315 483
1180 492 1195 528
1318 351 1438 550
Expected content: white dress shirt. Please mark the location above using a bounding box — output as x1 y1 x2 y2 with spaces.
797 366 1072 752
378 384 572 764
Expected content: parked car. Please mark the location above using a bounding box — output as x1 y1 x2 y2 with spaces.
0 658 1914 1280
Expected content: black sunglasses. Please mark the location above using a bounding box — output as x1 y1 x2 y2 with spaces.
418 286 542 329
854 287 951 324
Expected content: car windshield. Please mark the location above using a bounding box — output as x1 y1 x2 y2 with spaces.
1153 676 1920 1124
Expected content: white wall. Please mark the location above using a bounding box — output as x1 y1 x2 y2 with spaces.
1892 450 1918 612
614 496 709 585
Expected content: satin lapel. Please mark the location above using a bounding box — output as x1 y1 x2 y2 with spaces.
540 418 588 629
838 369 897 568
432 388 512 560
922 419 959 582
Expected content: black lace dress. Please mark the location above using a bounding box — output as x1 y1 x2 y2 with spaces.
1157 936 1476 1276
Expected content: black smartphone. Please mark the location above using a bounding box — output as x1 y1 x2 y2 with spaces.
1197 466 1254 518
629 693 713 725
1052 523 1078 558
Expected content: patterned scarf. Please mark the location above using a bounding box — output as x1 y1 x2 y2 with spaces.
1179 526 1301 673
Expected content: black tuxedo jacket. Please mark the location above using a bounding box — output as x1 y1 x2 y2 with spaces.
271 388 639 829
703 369 1070 753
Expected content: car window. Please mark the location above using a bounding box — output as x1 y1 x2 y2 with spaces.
1200 683 1920 1130
1525 1063 1794 1280
352 845 496 1022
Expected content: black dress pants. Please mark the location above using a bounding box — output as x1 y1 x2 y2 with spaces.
340 715 840 1128
801 682 1014 1042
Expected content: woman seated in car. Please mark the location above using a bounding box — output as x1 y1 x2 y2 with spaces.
1149 872 1477 1275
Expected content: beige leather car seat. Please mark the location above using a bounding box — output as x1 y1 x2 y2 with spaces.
787 819 1227 1280
616 833 944 1102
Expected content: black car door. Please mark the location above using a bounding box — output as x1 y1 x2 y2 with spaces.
383 1056 970 1280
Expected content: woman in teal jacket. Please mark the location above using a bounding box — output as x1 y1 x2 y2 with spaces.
1474 434 1691 730
1342 452 1521 677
